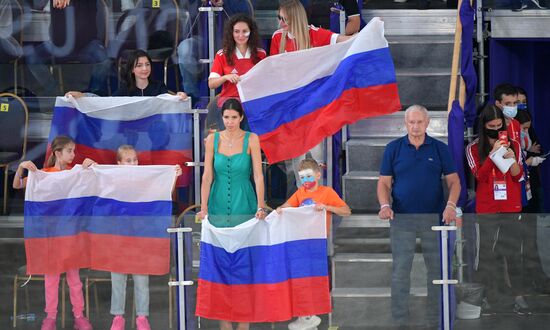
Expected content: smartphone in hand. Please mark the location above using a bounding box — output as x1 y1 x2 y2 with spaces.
498 131 509 147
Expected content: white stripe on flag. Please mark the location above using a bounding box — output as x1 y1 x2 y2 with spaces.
25 165 176 203
201 205 327 253
55 95 191 120
237 17 387 103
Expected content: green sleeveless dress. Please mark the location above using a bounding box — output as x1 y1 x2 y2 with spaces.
208 132 257 228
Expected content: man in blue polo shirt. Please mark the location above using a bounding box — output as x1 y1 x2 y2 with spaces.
377 105 461 327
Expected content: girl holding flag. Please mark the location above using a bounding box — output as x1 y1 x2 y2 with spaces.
13 135 96 330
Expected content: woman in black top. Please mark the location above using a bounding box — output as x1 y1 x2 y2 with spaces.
67 49 187 99
115 49 187 98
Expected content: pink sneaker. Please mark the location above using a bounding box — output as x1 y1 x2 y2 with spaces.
73 316 93 330
41 318 56 330
136 316 151 330
110 315 125 330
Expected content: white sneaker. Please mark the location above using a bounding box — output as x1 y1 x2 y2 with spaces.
288 315 321 330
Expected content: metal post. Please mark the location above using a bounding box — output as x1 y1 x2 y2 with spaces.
476 0 486 105
193 110 201 204
198 6 223 100
326 137 333 188
339 10 346 34
339 9 348 150
432 225 459 330
167 227 194 330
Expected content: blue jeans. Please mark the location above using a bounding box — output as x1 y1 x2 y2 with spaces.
390 214 441 325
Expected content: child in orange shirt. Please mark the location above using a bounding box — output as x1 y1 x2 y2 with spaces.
276 158 351 330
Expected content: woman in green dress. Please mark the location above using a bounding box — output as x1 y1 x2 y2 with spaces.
198 98 266 330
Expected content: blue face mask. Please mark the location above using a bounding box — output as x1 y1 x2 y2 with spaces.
517 103 528 111
502 105 518 118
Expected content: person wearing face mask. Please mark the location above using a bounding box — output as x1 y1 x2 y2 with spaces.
515 109 550 294
493 83 521 143
466 105 528 314
276 158 351 330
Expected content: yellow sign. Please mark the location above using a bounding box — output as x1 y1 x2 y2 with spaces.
195 214 202 224
0 103 8 112
152 0 160 8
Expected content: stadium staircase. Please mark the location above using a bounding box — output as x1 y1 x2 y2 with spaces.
331 9 456 328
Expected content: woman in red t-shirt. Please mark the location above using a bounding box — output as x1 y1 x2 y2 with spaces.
270 0 353 55
466 104 528 312
207 14 265 131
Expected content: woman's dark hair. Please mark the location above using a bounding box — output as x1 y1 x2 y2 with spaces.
222 14 262 66
221 98 244 117
477 104 507 163
515 108 532 125
516 86 527 100
123 49 153 92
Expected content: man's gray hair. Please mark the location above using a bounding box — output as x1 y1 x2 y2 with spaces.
404 105 429 121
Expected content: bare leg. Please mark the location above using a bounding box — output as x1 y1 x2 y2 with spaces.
236 323 250 330
220 320 233 330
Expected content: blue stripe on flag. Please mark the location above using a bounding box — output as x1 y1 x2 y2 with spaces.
242 48 396 135
198 239 328 285
49 106 193 151
24 197 171 216
24 215 171 238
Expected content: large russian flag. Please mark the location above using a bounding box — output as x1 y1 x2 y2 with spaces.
237 17 401 163
196 206 329 322
24 165 176 275
48 95 193 186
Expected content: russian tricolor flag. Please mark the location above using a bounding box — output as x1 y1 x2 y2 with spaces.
196 206 330 322
24 165 176 275
237 17 401 163
49 95 193 186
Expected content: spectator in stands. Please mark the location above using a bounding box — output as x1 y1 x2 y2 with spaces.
513 0 546 11
271 0 353 192
0 0 22 64
177 0 253 103
331 0 362 35
196 98 267 330
515 108 549 293
465 104 528 313
25 0 111 96
67 49 187 99
377 105 460 327
206 13 266 131
494 83 521 142
270 0 352 55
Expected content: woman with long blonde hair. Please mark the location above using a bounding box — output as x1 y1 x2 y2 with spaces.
270 0 353 55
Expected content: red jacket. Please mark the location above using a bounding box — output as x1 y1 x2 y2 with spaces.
466 138 523 214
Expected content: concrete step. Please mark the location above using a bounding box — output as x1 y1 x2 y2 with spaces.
346 136 450 172
333 253 427 288
346 138 392 173
331 287 431 328
339 214 389 228
347 111 448 139
388 35 454 71
342 171 379 212
362 9 457 36
396 73 451 110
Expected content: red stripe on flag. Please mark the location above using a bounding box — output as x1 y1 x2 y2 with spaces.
45 144 193 186
196 277 331 322
259 83 401 163
25 233 170 275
